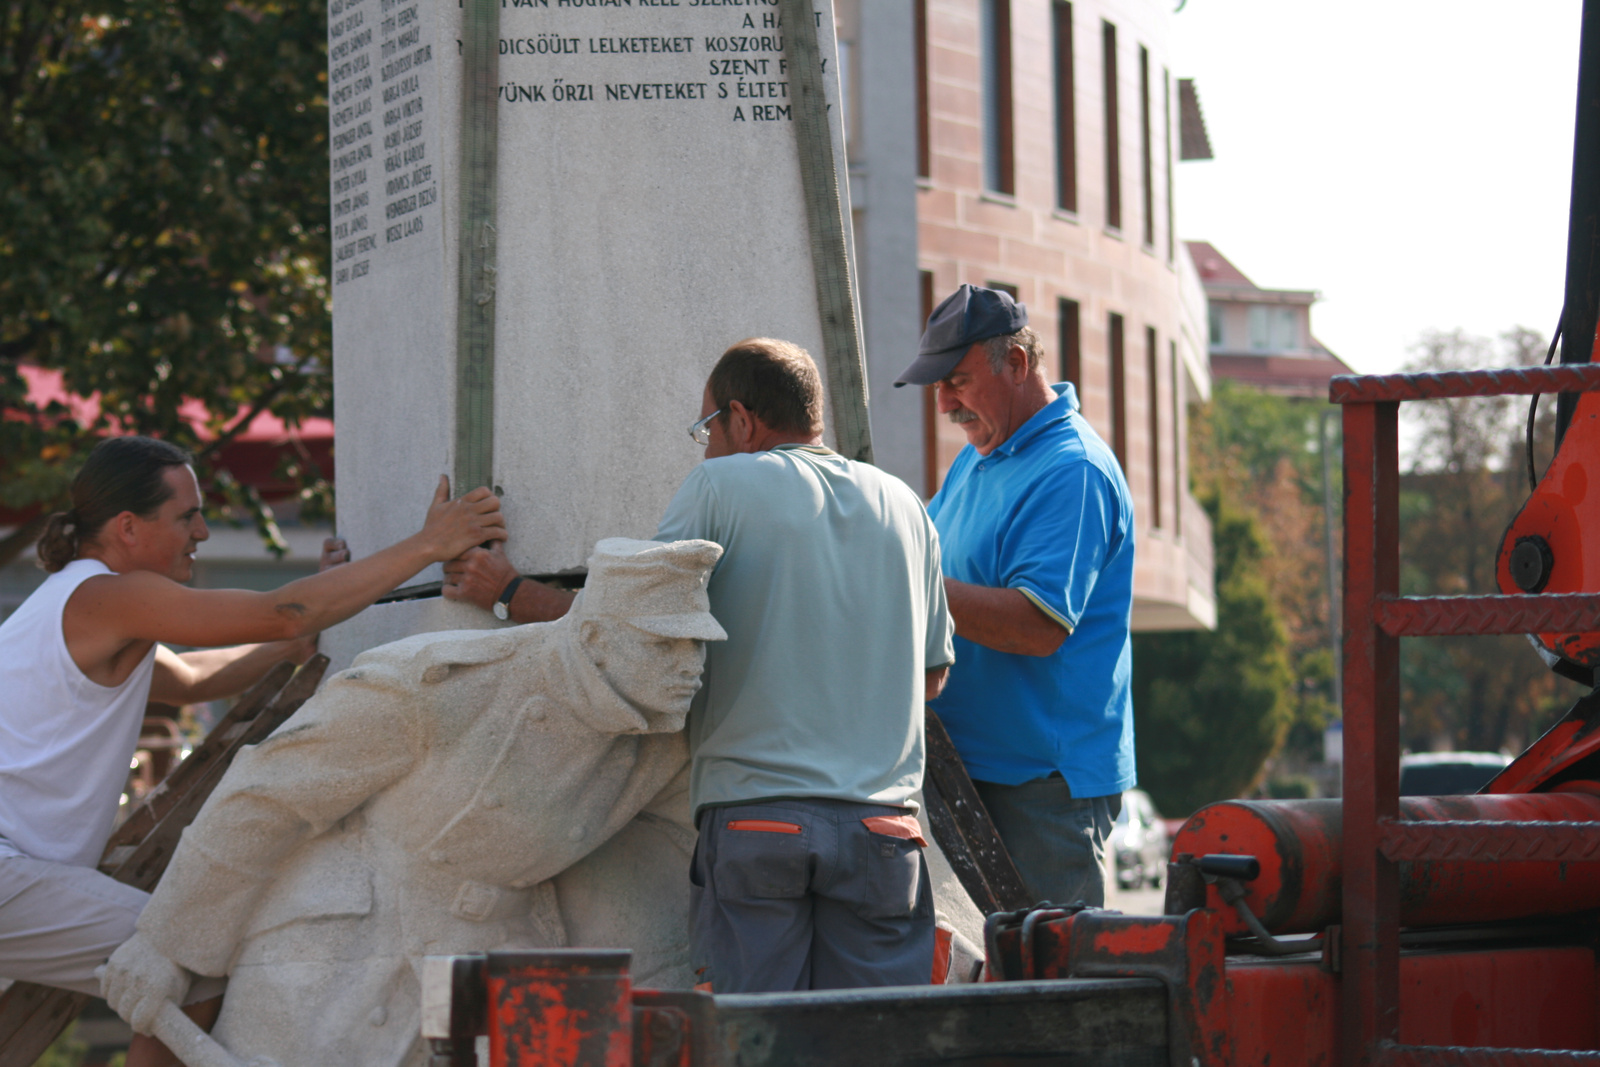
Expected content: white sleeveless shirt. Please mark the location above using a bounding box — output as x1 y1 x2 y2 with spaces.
0 559 157 867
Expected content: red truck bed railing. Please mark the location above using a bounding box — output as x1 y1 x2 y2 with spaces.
1333 363 1600 1067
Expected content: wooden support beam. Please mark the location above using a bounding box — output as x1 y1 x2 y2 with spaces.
923 709 1032 915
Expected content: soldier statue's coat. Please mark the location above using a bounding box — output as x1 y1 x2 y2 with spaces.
121 538 725 1067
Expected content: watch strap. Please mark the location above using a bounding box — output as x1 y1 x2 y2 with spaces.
496 576 524 616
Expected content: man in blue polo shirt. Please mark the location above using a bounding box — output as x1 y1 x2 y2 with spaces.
895 284 1135 907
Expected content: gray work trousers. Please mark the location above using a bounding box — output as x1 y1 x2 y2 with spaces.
690 798 936 993
973 776 1121 907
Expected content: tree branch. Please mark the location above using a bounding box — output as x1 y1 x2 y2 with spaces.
193 367 300 464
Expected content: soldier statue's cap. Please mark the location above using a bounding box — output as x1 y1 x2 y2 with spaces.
894 284 1029 387
578 537 728 642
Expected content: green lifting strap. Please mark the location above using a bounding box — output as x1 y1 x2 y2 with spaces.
778 0 875 465
455 0 500 493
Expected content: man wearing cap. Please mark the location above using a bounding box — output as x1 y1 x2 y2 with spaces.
443 338 956 993
895 284 1135 908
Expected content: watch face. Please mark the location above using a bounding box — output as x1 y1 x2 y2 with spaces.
493 601 508 621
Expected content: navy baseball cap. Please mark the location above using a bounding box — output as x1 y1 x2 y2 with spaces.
894 284 1029 387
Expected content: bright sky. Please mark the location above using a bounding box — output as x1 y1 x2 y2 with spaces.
1172 1 1582 374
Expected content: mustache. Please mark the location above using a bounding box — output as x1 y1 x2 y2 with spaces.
947 407 978 425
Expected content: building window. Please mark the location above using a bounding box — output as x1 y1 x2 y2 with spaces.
1163 67 1174 263
1171 339 1182 536
1139 45 1153 248
1109 311 1126 468
1208 303 1223 348
1146 325 1161 529
914 0 930 179
921 271 938 499
1058 297 1081 389
1102 21 1120 231
1053 2 1076 213
981 0 1014 195
1248 305 1298 350
987 280 1019 299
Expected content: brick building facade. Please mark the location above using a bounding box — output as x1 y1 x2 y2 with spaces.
838 0 1215 631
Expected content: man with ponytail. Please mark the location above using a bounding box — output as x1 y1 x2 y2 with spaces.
0 435 504 1066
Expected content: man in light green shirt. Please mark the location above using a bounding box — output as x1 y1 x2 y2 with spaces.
660 338 954 992
658 410 952 822
444 338 954 992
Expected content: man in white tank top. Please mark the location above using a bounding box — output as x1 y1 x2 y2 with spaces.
0 436 504 1067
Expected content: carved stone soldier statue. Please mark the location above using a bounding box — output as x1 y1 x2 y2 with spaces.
103 537 725 1067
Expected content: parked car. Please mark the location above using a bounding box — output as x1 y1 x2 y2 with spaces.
1109 789 1168 890
1398 751 1512 796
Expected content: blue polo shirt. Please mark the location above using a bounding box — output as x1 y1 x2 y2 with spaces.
927 383 1136 796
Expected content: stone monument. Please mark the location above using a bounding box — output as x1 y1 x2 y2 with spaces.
104 538 726 1067
322 0 865 662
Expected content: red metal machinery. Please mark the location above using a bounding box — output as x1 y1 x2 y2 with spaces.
1330 363 1600 1065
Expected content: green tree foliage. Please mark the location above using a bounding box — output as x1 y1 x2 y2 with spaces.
35 1022 87 1067
1133 486 1296 817
1187 379 1341 756
1 0 331 563
1191 377 1327 490
1132 378 1338 814
1133 324 1578 813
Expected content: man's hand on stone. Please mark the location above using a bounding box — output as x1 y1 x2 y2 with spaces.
443 541 519 613
100 932 190 1036
319 536 351 572
421 475 508 561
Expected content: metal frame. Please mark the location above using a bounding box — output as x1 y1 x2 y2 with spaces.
1332 364 1600 1067
985 906 1233 1067
443 949 1170 1067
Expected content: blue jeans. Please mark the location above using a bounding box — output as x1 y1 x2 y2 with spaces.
690 798 936 993
972 776 1121 907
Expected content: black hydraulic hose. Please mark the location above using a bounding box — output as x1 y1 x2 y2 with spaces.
1213 877 1322 958
1526 313 1564 492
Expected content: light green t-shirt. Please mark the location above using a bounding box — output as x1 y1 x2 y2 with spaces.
655 444 955 816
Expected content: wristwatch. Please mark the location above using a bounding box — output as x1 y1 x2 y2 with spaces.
492 576 524 621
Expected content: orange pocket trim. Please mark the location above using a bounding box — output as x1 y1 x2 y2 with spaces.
726 819 802 834
862 814 928 847
930 925 954 985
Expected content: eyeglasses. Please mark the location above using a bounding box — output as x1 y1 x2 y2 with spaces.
688 409 723 446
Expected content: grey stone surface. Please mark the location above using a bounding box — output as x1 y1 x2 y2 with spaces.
103 539 725 1067
323 598 501 675
326 0 853 610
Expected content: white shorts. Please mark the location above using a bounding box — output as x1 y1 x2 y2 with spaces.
0 855 224 1002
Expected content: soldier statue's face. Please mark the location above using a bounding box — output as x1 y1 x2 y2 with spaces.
580 619 707 714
